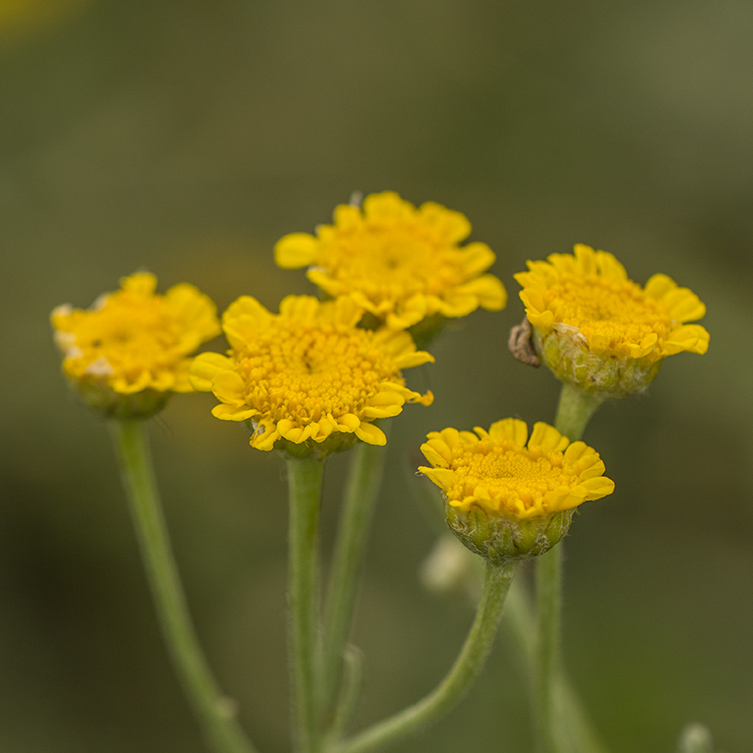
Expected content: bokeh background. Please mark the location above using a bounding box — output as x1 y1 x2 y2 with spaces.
2 0 752 751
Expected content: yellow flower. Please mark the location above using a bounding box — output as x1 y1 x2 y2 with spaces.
419 419 614 563
52 273 221 417
514 244 709 396
274 191 507 332
420 418 614 518
190 294 434 455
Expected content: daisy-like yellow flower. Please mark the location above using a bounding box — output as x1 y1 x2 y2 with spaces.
52 272 221 418
515 244 709 397
274 191 507 334
189 294 434 455
419 419 614 563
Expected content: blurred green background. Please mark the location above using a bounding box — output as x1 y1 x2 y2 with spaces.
1 0 751 751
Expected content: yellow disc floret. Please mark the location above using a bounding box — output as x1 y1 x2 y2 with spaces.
274 191 507 331
419 418 614 520
190 295 434 454
51 272 220 417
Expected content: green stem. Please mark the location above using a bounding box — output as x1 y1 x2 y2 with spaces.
553 382 603 442
287 456 327 753
500 575 610 753
321 439 389 729
555 682 610 753
109 419 256 753
327 645 365 743
332 560 519 753
534 546 563 753
533 382 604 753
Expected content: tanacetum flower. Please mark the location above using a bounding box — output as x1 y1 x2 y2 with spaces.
51 272 221 418
419 419 614 563
515 244 709 397
189 294 434 455
274 191 507 333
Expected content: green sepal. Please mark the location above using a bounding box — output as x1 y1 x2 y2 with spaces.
445 502 574 566
533 326 663 399
67 376 171 419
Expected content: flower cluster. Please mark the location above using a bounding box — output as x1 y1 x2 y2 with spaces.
50 189 714 753
51 197 710 555
189 191 503 455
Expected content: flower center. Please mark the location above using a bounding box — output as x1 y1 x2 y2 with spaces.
549 274 673 347
69 302 183 377
237 320 400 423
320 224 465 303
449 441 578 509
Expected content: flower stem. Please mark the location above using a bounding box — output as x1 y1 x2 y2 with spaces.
534 382 603 753
109 418 256 753
504 582 609 753
331 560 519 753
287 455 327 753
320 439 389 730
534 545 563 753
553 382 603 442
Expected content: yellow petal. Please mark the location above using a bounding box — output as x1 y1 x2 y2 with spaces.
274 232 320 268
420 441 451 469
121 272 157 296
663 288 706 323
419 466 456 491
211 370 246 401
418 201 471 243
661 324 710 355
488 418 528 446
354 422 387 445
189 352 235 391
251 427 280 451
644 273 676 300
337 413 361 432
363 191 410 220
573 244 597 275
393 350 435 369
280 294 320 321
581 476 615 499
454 275 507 311
595 250 628 281
363 405 403 418
563 441 589 464
457 242 495 276
530 422 569 453
211 404 257 421
437 293 478 319
332 203 362 230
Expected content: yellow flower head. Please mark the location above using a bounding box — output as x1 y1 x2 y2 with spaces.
419 419 615 563
51 273 221 417
190 294 434 455
274 191 507 332
420 418 614 518
514 244 709 396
